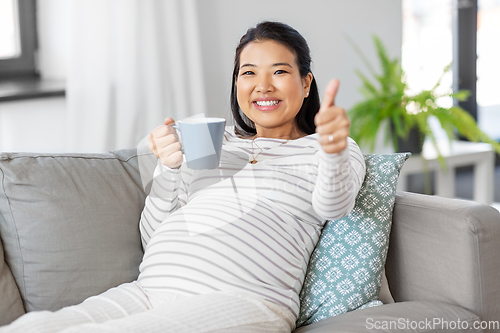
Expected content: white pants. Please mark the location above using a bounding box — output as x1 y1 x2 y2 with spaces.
1 282 295 333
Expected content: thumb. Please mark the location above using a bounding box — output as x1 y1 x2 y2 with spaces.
320 79 340 112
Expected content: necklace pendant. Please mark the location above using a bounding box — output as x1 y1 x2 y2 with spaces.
249 159 258 164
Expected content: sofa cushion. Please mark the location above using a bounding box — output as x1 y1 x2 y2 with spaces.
0 237 25 325
297 153 410 326
0 149 147 312
294 301 481 333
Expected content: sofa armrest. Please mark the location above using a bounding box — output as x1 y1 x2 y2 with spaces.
386 191 500 328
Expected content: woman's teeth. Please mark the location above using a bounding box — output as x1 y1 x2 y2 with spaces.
255 100 279 106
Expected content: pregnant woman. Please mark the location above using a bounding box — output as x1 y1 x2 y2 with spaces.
1 21 365 333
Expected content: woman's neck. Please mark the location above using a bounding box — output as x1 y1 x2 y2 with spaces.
254 125 305 140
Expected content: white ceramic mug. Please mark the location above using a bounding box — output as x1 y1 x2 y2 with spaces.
173 117 226 169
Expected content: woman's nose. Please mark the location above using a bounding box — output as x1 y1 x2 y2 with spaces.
256 75 274 93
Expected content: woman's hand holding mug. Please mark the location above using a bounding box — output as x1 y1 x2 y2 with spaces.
148 117 183 169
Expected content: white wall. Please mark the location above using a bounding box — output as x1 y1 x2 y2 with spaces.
197 0 403 120
0 0 403 153
0 98 67 152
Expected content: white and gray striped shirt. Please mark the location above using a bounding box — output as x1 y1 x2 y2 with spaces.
138 126 366 319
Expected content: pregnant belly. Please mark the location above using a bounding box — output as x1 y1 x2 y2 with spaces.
138 193 307 298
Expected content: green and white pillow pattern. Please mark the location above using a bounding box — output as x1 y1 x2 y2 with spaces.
297 153 411 327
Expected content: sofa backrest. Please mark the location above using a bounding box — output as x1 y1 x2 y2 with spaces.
0 148 154 316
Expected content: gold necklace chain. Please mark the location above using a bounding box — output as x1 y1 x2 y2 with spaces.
249 136 289 164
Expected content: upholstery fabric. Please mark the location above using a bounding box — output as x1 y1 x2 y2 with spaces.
0 149 147 312
387 191 500 329
297 153 410 326
295 301 481 333
0 237 25 325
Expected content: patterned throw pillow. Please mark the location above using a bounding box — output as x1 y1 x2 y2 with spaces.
297 153 411 327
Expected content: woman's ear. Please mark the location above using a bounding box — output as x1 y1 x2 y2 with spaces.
303 73 313 95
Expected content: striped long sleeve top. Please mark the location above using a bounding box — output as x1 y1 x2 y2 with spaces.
137 126 366 319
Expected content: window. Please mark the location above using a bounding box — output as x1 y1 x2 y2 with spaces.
477 0 500 140
402 0 455 142
403 0 500 141
0 0 20 59
477 0 500 107
402 0 453 104
0 0 37 77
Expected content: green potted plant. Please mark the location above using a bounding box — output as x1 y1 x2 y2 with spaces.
347 35 500 161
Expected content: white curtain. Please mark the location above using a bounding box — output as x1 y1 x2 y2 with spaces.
66 0 206 152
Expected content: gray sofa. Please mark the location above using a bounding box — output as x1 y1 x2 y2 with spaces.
1 149 499 332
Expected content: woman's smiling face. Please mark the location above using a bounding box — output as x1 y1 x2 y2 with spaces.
235 39 312 138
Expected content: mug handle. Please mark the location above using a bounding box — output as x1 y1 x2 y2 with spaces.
170 124 184 153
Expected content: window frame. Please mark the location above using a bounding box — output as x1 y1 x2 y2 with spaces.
452 0 478 120
0 0 38 78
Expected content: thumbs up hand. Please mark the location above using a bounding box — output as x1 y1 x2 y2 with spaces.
314 79 350 154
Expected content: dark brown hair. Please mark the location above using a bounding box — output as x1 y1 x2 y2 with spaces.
231 21 321 136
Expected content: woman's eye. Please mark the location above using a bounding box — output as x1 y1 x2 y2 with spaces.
241 71 254 76
275 69 288 75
